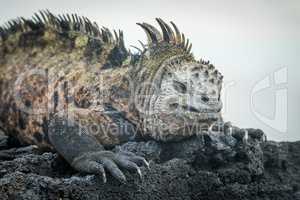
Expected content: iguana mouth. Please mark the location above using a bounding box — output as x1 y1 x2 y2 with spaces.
181 105 221 113
162 106 221 124
185 112 220 121
169 103 222 114
179 103 222 122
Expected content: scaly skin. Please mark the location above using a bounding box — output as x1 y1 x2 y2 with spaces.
0 11 224 182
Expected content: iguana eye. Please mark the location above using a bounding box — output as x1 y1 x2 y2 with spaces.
173 80 187 93
169 103 179 110
201 95 209 103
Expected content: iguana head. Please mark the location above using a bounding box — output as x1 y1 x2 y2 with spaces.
131 19 223 141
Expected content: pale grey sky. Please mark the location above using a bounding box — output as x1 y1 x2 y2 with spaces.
0 0 299 141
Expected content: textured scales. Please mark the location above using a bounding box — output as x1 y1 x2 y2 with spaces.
0 11 131 148
0 11 224 182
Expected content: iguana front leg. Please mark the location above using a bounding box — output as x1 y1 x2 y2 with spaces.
48 115 148 183
209 121 265 143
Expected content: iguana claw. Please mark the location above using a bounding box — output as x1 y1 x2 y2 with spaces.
71 150 148 183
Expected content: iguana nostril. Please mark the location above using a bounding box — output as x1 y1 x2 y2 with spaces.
201 96 209 103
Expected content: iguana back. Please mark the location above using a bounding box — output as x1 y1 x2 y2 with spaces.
0 11 131 149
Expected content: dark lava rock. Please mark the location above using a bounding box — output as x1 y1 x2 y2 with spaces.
0 130 300 200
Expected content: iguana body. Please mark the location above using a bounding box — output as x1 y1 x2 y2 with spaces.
0 11 223 182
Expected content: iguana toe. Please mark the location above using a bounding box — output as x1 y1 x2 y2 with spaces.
115 150 150 170
114 154 143 180
101 157 127 183
75 160 107 183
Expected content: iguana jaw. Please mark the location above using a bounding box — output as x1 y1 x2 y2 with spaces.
141 98 222 141
142 111 222 142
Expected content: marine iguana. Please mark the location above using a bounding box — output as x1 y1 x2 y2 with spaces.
0 11 224 183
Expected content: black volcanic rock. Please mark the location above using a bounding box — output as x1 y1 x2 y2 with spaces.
0 130 300 200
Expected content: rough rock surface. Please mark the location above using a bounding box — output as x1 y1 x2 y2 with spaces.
0 129 300 200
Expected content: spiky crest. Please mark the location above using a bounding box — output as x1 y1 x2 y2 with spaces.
136 18 192 55
0 10 129 67
0 10 125 47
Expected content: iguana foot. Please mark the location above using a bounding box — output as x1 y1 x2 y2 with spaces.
71 150 149 183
